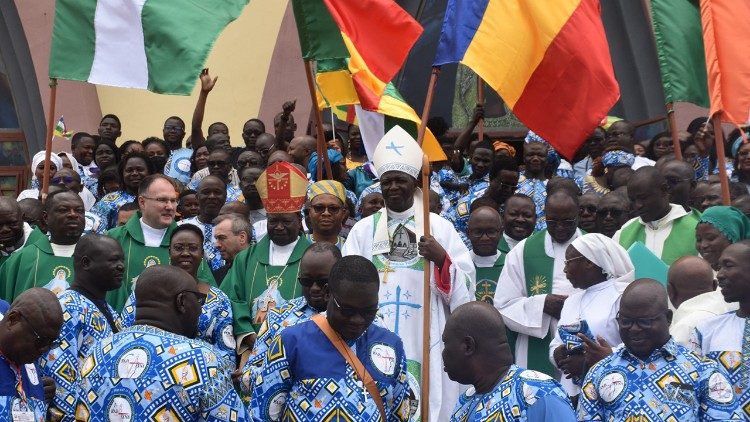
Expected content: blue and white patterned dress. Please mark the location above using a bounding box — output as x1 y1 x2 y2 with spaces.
121 286 236 369
90 190 136 230
515 175 548 232
76 325 247 421
578 339 739 421
251 319 411 421
39 290 122 420
0 355 46 422
691 311 750 420
178 217 225 271
450 365 574 422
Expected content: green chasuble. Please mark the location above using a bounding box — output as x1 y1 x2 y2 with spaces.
0 227 46 268
617 208 701 265
0 234 74 302
507 229 556 377
474 252 506 303
106 212 216 312
220 235 311 338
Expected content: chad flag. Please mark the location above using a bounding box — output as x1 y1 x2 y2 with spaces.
434 0 619 159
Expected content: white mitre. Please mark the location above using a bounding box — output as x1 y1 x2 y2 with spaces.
372 125 423 179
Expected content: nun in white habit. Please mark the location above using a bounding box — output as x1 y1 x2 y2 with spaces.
548 233 634 396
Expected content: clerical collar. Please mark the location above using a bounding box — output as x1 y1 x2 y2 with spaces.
471 250 501 267
642 204 687 231
50 242 76 257
386 205 415 220
503 233 520 250
269 238 299 266
140 218 168 247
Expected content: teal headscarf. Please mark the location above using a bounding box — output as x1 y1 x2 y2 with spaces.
698 206 750 243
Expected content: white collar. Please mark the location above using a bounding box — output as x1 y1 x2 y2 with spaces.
544 229 581 257
140 218 168 247
503 232 520 250
471 250 501 267
640 204 688 230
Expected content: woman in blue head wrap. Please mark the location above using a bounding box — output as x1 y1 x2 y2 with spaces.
582 146 635 197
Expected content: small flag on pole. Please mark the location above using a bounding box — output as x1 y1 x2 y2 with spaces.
53 116 72 140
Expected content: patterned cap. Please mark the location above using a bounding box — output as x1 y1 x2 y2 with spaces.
373 125 423 179
308 180 347 203
602 150 635 168
255 162 308 213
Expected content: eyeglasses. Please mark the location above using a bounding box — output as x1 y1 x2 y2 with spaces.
332 295 379 319
467 228 502 238
563 255 587 266
310 204 343 214
207 160 228 167
665 177 692 187
546 219 578 228
298 277 328 288
142 196 178 205
19 313 61 349
164 125 184 133
178 289 207 306
596 208 626 219
579 205 597 214
171 244 202 254
616 311 666 330
51 176 75 184
499 182 518 190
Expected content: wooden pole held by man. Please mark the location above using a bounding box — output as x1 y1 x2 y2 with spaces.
41 78 58 203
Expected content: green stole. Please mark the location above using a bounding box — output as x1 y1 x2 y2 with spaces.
474 252 505 303
0 234 74 302
220 235 311 337
617 209 701 265
506 230 555 377
106 212 216 312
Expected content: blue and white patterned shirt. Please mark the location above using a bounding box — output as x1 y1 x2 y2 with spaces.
185 181 242 203
240 296 319 396
121 286 236 369
75 325 247 421
442 176 490 247
578 338 739 421
515 175 548 232
450 365 574 422
90 190 136 230
39 290 122 420
251 319 411 422
178 217 225 271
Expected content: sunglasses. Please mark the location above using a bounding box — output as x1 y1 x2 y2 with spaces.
164 125 184 133
596 208 626 219
52 176 75 184
310 204 343 214
579 205 597 214
298 277 328 288
178 289 207 306
332 295 379 319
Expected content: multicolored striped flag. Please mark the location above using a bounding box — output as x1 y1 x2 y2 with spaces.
48 0 248 95
700 0 750 124
53 116 73 140
434 0 619 159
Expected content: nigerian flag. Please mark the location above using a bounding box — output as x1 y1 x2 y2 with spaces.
49 0 248 95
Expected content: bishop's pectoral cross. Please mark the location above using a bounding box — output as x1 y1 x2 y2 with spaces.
379 260 395 283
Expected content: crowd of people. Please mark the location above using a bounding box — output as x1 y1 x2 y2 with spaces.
2 70 750 421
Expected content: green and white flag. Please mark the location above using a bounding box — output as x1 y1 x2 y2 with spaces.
49 0 248 95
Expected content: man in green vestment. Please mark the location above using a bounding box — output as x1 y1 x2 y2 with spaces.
469 205 506 303
0 198 33 268
494 190 582 377
106 174 215 311
614 166 700 265
220 162 312 367
0 189 85 301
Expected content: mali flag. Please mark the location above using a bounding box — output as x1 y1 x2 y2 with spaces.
700 0 750 125
434 0 619 159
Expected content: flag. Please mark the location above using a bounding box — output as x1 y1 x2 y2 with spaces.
53 116 72 140
331 105 357 125
293 0 446 161
700 0 750 124
649 0 708 107
434 0 619 159
49 0 248 95
321 0 423 108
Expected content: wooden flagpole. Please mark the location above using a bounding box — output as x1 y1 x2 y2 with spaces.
711 114 731 205
477 77 485 142
303 60 333 180
666 102 682 160
41 78 58 203
416 65 440 422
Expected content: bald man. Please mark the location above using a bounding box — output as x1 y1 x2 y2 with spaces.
578 279 738 420
40 235 125 420
0 288 63 419
444 302 574 421
615 167 701 265
468 206 506 303
0 197 32 267
287 135 316 168
76 265 248 420
660 159 696 210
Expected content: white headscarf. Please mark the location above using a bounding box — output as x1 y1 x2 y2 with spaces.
57 152 80 174
31 150 63 177
571 233 635 283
